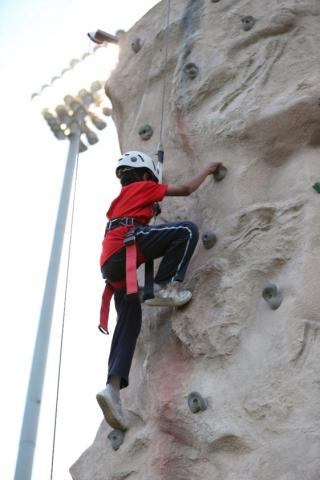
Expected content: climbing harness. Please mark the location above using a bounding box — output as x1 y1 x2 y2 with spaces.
99 220 155 335
105 217 140 232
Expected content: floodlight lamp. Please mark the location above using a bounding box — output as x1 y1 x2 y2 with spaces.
54 130 66 140
78 89 94 106
87 29 118 45
65 97 87 122
42 109 57 125
49 123 66 140
86 130 99 145
74 108 87 123
69 99 83 112
90 81 103 93
64 95 74 106
91 116 107 130
55 105 71 124
79 139 88 153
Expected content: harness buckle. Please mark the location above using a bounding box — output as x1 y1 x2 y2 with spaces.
123 229 136 246
119 218 128 226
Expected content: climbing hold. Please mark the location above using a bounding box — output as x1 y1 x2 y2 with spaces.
213 165 228 182
188 391 208 414
183 63 199 80
241 16 256 31
211 0 221 2
202 231 217 249
131 38 142 53
312 182 320 193
262 283 282 310
138 124 153 141
107 429 125 451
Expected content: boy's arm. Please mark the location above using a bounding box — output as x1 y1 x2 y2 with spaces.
166 162 222 197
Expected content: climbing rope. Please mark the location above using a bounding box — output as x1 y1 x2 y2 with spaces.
159 0 171 148
50 141 80 480
156 0 172 185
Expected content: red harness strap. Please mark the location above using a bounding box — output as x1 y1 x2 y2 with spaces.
99 240 145 335
99 279 125 334
125 243 138 295
124 229 138 295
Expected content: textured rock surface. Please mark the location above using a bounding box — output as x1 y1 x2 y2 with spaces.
71 1 320 478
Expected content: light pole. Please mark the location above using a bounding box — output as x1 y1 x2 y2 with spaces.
14 45 113 480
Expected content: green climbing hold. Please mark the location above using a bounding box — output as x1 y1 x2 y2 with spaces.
312 182 320 193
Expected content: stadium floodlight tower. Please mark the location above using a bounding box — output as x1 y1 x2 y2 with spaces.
14 43 116 480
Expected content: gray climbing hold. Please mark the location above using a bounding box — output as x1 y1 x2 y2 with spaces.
138 124 153 141
108 429 125 451
202 231 217 249
262 283 282 310
131 38 142 53
183 62 199 80
241 16 256 31
213 165 228 182
188 391 208 414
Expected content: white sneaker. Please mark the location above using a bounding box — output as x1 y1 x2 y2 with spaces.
145 285 192 307
96 385 128 431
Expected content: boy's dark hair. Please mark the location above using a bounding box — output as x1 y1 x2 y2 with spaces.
117 167 157 186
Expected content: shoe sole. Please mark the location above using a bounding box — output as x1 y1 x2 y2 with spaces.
145 293 192 307
96 393 128 432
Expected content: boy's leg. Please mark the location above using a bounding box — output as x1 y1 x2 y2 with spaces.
135 221 199 284
96 290 141 431
97 252 142 431
135 221 199 306
108 288 142 389
101 250 142 388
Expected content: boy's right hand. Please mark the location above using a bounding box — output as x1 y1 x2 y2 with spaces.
206 162 222 175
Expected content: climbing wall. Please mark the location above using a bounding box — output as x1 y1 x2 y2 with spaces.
71 1 320 478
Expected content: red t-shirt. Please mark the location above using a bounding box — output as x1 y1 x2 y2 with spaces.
100 181 168 266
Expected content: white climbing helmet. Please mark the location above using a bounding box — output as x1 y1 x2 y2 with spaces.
116 151 160 182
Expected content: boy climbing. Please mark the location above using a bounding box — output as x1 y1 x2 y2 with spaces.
96 150 221 431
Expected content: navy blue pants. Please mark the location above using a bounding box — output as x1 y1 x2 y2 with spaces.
101 221 199 389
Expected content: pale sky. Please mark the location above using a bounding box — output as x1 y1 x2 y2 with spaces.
0 1 160 478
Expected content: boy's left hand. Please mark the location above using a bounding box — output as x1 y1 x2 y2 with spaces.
206 162 222 175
